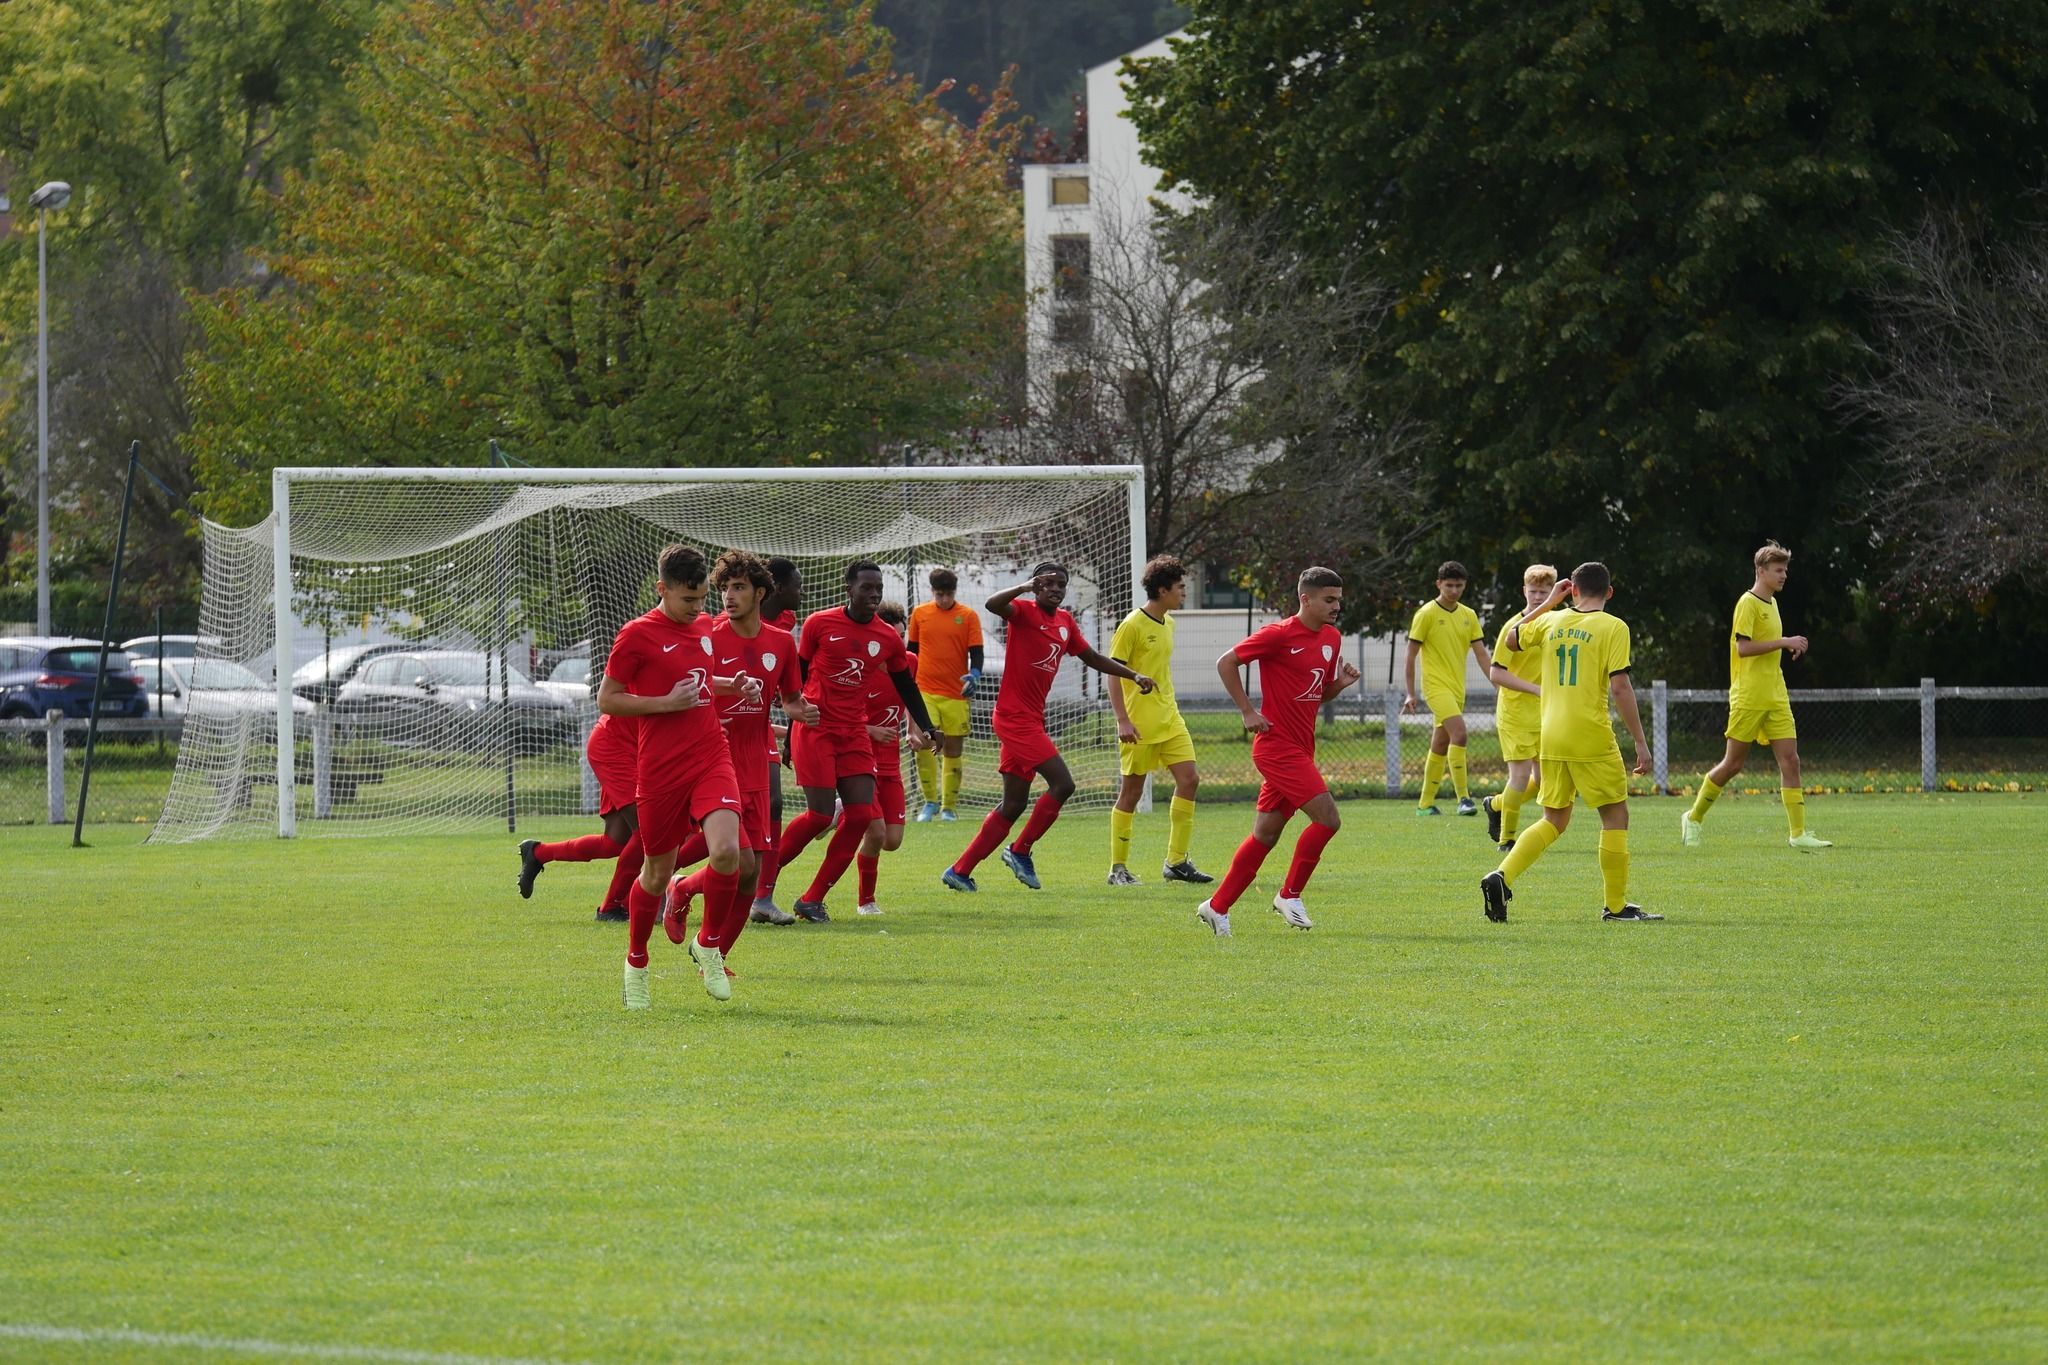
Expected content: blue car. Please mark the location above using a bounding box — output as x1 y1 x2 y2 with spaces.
0 636 149 720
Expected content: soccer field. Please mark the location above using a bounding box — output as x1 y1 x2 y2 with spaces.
4 795 2042 1361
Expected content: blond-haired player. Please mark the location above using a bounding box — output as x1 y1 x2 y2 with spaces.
1481 564 1555 851
1478 562 1661 924
1404 560 1492 816
1106 554 1210 886
1682 541 1831 851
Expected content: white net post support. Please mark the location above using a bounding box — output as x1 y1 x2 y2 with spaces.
1127 477 1152 816
153 464 1145 844
273 469 297 836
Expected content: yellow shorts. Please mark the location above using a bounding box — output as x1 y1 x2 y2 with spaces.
921 692 971 738
1726 704 1797 744
1537 754 1629 810
1497 717 1540 762
1425 687 1465 728
1119 726 1196 776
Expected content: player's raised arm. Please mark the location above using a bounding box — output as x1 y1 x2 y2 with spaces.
984 580 1035 622
1076 641 1154 694
1507 579 1573 652
1490 661 1541 696
1323 657 1363 701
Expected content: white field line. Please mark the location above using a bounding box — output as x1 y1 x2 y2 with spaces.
0 1322 582 1365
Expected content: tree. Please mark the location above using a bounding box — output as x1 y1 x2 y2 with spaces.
185 0 1024 525
1839 209 2048 597
0 0 376 610
1127 3 2048 674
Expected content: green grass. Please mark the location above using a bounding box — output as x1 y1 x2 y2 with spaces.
3 794 2044 1361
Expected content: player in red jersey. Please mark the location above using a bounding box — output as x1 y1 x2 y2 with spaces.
941 562 1155 893
851 601 912 915
662 550 816 944
599 543 764 1009
778 560 935 921
515 711 644 921
1196 566 1361 936
749 556 805 923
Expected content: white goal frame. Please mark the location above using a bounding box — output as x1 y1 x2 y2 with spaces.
266 464 1147 838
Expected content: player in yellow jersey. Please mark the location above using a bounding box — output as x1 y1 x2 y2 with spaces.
1480 564 1556 852
1681 541 1832 851
907 568 983 822
1404 561 1493 815
1479 562 1661 923
1106 555 1211 886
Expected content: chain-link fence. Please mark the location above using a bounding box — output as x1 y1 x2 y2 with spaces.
6 682 2046 826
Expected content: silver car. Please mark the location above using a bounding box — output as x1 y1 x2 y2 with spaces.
331 649 575 750
133 657 314 721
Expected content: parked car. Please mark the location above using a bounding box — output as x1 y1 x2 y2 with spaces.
330 649 575 749
537 654 593 707
0 637 148 720
133 657 314 721
291 642 412 703
120 634 224 663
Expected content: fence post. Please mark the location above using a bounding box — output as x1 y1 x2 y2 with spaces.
1920 676 1937 792
312 704 334 820
45 709 64 824
1383 686 1402 796
1652 679 1669 794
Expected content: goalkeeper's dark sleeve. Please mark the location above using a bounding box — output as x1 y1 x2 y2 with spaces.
968 644 984 672
890 667 935 733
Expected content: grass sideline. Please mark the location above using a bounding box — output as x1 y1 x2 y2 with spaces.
3 795 2043 1361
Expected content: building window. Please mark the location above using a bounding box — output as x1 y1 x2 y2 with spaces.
1051 234 1090 303
1051 307 1093 346
1200 564 1254 610
1050 175 1089 206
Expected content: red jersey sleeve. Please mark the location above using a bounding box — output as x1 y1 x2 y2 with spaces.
1061 612 1090 657
605 622 647 691
1233 621 1287 665
775 641 802 698
883 628 913 674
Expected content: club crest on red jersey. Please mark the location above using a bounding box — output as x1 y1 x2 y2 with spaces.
1323 644 1334 661
867 639 880 657
762 652 778 670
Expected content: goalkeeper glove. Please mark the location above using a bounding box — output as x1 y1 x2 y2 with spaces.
961 667 982 699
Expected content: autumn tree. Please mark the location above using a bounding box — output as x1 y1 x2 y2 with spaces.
186 0 1023 524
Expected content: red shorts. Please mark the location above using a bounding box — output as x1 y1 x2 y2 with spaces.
586 719 639 816
1253 739 1329 815
735 786 773 850
873 770 906 827
792 724 875 789
994 719 1059 778
636 755 745 857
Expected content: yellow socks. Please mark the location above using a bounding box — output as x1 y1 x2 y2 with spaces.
1109 807 1134 866
916 747 939 804
1499 818 1561 885
1782 786 1804 837
1499 780 1533 841
1419 749 1448 808
1167 795 1196 865
1598 829 1629 912
942 754 963 811
1447 743 1469 800
1689 776 1722 823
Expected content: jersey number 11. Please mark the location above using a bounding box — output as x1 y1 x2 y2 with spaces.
1555 643 1580 686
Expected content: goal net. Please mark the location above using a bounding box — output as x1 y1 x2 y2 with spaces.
148 466 1143 843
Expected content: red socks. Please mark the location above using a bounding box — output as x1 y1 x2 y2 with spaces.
1211 834 1275 913
1009 793 1065 856
1281 822 1337 899
600 832 643 911
537 832 622 864
805 804 879 903
754 844 780 901
625 880 660 968
696 869 746 953
856 852 880 904
775 808 833 882
953 809 1015 876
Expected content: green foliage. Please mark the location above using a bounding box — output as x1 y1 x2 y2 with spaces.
4 802 2045 1354
185 0 1025 525
876 0 1187 126
1127 2 2048 678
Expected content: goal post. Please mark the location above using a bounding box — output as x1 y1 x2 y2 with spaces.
153 464 1147 843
